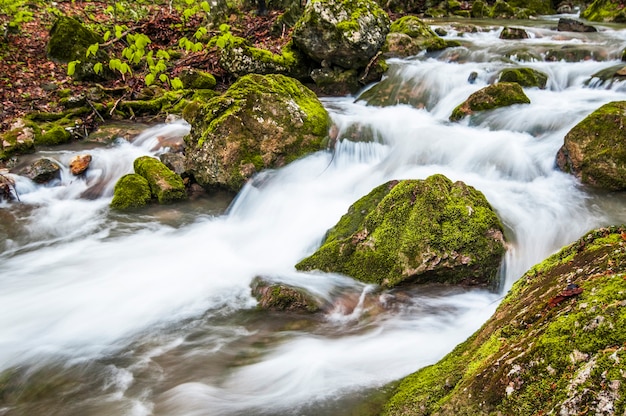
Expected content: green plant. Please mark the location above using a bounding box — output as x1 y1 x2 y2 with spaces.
0 0 33 34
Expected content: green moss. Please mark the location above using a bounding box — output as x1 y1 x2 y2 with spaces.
296 175 505 288
185 73 330 192
133 156 187 204
382 226 626 416
471 0 488 17
506 0 554 15
110 173 152 210
498 67 548 89
490 0 516 18
450 82 531 122
36 126 72 146
179 69 217 90
581 0 626 22
558 101 626 190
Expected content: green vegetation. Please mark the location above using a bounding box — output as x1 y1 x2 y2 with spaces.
557 101 626 190
184 73 331 192
110 173 152 210
581 0 626 22
450 82 531 122
296 175 506 288
498 67 548 89
133 155 186 203
383 226 626 415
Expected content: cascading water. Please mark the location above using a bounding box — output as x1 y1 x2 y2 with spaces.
2 15 626 416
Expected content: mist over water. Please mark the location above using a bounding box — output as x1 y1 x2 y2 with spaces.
2 17 626 416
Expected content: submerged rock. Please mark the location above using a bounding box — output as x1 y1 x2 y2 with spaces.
556 101 626 190
450 82 531 122
184 74 330 192
110 174 152 210
133 156 187 204
251 277 322 313
498 67 548 89
383 226 626 415
586 64 626 88
292 0 390 70
296 175 506 288
557 17 597 33
499 27 529 40
22 158 61 184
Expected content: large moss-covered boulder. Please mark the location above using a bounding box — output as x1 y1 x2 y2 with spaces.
46 16 110 81
383 226 626 416
450 82 531 122
292 0 390 70
184 73 331 192
296 175 506 288
556 101 626 190
498 67 548 89
110 174 152 210
133 156 187 204
581 0 626 22
383 16 449 58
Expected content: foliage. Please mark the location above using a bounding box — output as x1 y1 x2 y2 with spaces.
66 0 213 89
0 0 33 34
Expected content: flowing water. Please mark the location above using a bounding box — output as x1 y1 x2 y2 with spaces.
2 15 626 416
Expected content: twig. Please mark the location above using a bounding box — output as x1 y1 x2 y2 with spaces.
360 51 382 83
86 98 105 123
109 94 126 116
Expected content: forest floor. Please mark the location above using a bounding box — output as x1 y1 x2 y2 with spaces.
0 1 288 132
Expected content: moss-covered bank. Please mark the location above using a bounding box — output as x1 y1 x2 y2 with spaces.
383 226 626 415
296 175 506 288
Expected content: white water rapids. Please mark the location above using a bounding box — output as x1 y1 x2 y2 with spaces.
2 15 626 416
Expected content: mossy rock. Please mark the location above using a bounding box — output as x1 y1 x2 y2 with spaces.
506 0 554 15
46 16 111 81
110 174 152 210
296 175 506 288
178 68 217 90
384 15 447 55
219 37 308 79
0 121 36 160
133 156 187 204
498 67 548 89
471 0 488 17
450 82 531 122
556 101 626 190
292 0 390 70
500 27 529 40
586 64 626 87
36 125 72 146
184 73 331 192
383 226 626 415
490 0 516 18
251 277 322 313
581 0 626 22
545 45 609 62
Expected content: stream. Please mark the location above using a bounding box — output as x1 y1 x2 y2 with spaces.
2 14 626 416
